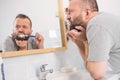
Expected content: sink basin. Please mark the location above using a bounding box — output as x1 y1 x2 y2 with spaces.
46 70 92 80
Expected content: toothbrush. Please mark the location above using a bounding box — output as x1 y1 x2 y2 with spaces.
28 35 36 38
18 34 35 38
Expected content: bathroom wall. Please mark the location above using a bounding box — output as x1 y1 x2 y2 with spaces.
97 0 120 15
3 53 60 80
1 0 120 80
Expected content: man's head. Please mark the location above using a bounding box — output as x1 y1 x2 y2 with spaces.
13 14 32 36
67 0 99 28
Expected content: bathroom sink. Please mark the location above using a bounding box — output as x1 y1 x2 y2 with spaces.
46 70 92 80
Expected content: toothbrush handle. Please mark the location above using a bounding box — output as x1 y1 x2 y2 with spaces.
29 35 36 38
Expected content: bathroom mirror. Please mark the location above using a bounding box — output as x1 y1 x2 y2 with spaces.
0 0 67 57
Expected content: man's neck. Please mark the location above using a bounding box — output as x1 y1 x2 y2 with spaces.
19 47 27 51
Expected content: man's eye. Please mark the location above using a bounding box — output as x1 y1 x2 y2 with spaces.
16 25 20 28
23 26 27 29
16 25 20 29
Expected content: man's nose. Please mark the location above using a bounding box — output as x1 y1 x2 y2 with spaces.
67 15 71 20
18 27 24 32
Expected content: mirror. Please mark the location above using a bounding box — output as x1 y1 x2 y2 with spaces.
0 0 67 57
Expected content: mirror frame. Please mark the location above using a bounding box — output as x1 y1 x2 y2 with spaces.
0 0 67 58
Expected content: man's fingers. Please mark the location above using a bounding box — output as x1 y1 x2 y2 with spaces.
75 26 85 32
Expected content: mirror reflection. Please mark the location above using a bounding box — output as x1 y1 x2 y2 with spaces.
3 14 44 52
0 0 63 53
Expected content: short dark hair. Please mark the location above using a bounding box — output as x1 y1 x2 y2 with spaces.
15 14 32 28
85 0 99 12
69 0 99 12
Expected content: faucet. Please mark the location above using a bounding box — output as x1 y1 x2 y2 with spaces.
40 64 53 80
40 64 48 72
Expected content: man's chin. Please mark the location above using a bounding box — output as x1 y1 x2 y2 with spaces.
70 24 81 30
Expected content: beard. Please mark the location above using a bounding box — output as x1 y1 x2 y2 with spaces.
70 23 81 30
69 21 84 30
12 32 29 40
69 16 85 30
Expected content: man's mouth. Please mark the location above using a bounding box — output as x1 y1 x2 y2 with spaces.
13 33 29 41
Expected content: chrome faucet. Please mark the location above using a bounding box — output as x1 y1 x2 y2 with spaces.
40 64 53 80
40 64 48 72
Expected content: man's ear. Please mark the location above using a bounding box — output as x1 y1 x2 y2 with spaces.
85 8 91 19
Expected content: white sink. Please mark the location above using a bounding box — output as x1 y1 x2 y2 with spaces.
46 70 92 80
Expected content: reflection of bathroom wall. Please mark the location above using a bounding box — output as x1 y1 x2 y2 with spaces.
40 28 62 48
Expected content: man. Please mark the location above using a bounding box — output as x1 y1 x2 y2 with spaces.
66 0 120 80
3 14 44 51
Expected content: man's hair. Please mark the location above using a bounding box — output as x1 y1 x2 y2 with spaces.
70 0 99 12
84 0 99 12
15 14 32 28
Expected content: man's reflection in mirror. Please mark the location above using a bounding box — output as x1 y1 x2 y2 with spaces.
64 7 71 41
2 14 44 52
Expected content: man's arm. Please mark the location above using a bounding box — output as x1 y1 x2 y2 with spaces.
83 41 107 80
67 26 107 80
86 61 107 80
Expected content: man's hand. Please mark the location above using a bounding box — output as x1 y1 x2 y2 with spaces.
67 26 88 61
35 32 44 49
67 26 87 44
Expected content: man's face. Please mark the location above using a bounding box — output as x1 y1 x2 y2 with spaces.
13 18 32 35
67 0 85 27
